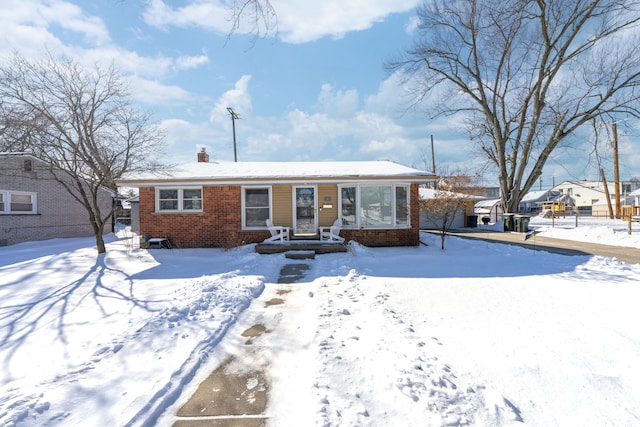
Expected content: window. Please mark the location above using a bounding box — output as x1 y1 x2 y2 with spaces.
395 186 408 225
341 187 356 226
156 187 202 212
243 187 271 228
361 186 392 226
182 189 203 210
0 191 37 214
338 184 410 229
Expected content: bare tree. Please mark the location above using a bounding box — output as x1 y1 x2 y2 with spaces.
0 52 164 253
228 0 277 40
420 174 482 249
390 0 640 213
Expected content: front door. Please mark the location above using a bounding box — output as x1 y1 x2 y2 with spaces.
293 186 317 235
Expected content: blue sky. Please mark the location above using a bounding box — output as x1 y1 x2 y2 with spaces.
1 0 638 186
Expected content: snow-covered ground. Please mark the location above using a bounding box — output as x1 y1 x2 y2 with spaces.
1 216 639 426
529 214 640 248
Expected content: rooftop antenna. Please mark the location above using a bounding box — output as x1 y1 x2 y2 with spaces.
226 107 240 162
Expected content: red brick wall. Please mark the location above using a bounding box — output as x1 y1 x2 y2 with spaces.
138 183 421 248
138 186 269 248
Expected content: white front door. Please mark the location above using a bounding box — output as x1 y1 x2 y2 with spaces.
293 186 317 235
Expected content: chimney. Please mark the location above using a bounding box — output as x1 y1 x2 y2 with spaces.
197 147 209 163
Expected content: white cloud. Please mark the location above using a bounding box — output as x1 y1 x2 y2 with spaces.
143 0 228 31
42 0 111 45
275 0 421 43
315 84 359 117
141 0 421 44
174 52 209 70
404 14 420 34
0 0 110 57
127 76 192 105
210 75 253 124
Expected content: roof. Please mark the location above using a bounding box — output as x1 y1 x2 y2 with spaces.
521 190 560 202
117 161 436 186
419 187 486 200
475 198 501 208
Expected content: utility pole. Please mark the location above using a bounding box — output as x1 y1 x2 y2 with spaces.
227 107 240 162
430 134 436 173
612 121 621 219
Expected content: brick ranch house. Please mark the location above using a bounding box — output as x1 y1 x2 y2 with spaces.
117 150 436 248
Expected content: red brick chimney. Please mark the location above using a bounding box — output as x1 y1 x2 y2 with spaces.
197 148 209 163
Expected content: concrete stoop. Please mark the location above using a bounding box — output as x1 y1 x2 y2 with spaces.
172 263 311 427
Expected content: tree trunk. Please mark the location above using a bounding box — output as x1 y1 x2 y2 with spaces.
95 233 106 254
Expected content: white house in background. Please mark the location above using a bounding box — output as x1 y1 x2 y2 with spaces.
552 180 608 210
553 180 640 206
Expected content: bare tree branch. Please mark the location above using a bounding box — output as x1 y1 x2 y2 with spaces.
0 51 165 253
390 0 640 212
227 0 278 42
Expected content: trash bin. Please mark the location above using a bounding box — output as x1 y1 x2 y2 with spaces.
513 215 530 233
514 215 522 232
502 213 515 231
467 215 478 228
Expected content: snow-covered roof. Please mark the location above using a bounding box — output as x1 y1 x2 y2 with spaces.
118 161 436 185
475 198 501 208
521 190 560 202
419 187 486 200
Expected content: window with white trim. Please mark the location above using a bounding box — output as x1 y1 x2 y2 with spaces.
242 186 271 228
156 187 202 212
338 184 410 228
0 190 37 214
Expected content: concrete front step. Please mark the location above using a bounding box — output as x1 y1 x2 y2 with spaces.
284 250 316 260
255 241 347 254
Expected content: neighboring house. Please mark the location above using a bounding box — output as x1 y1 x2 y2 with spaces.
552 180 609 211
116 150 436 248
419 188 485 229
0 152 113 246
592 196 635 217
519 190 562 213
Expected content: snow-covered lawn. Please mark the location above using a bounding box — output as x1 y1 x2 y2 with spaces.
1 217 639 426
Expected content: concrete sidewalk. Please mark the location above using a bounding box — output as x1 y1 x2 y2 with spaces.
172 262 311 427
441 229 640 264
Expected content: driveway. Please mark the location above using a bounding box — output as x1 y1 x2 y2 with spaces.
438 229 640 264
